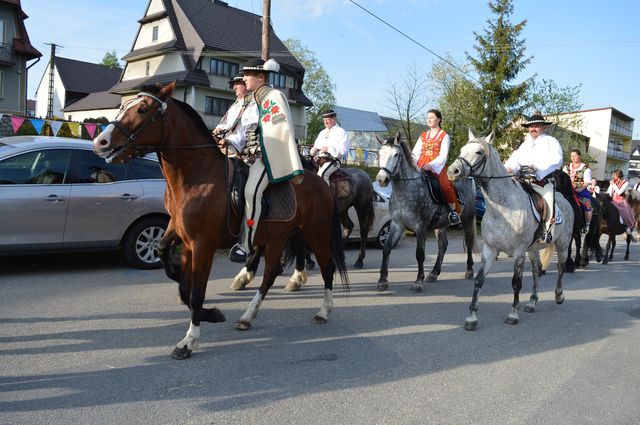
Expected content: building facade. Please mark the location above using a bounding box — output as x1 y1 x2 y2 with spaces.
0 0 41 116
331 105 388 166
110 0 312 138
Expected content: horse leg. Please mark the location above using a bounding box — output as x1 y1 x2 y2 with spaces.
305 247 316 270
426 228 447 283
463 219 476 279
353 207 370 269
235 239 286 331
554 238 568 305
157 227 181 282
310 237 336 324
285 231 308 292
579 231 589 268
465 243 498 330
172 246 224 360
408 228 428 292
624 234 631 260
610 235 616 260
504 254 525 325
525 250 542 313
231 247 262 290
602 235 612 264
378 221 404 292
565 234 576 273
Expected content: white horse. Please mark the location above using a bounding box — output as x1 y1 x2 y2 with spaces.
447 130 574 330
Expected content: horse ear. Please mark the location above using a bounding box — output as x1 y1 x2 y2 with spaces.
376 135 384 145
486 131 495 145
468 128 476 141
394 131 401 144
159 80 177 100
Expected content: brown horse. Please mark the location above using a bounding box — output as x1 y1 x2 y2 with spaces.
93 81 348 360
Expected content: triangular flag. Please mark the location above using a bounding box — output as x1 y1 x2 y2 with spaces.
10 116 25 133
48 120 63 136
101 124 107 133
68 122 80 137
84 123 98 139
31 118 45 135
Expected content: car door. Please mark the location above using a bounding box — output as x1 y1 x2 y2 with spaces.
0 148 73 252
63 149 144 247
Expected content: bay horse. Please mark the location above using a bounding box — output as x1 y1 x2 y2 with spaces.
231 158 375 292
553 170 602 271
447 130 574 330
375 132 477 293
597 193 632 262
92 82 348 360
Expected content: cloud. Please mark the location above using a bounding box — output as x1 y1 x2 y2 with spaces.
276 0 344 19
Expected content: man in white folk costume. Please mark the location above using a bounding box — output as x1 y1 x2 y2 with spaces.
310 109 349 185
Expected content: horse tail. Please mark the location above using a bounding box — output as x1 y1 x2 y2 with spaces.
281 229 304 271
330 197 350 291
366 192 376 231
540 244 556 270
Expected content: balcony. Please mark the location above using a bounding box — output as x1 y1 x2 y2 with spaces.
610 122 633 138
0 43 15 66
606 147 630 161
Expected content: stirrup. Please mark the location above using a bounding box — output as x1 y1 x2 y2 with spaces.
448 211 461 226
538 231 552 244
229 243 247 263
581 224 589 234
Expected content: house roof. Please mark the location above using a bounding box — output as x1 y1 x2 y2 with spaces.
63 91 122 112
333 106 387 132
55 57 122 94
554 107 635 122
1 0 42 60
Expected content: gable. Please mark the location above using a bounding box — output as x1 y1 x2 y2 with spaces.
55 57 122 94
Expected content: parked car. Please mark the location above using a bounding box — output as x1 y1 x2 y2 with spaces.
0 136 169 269
346 181 392 248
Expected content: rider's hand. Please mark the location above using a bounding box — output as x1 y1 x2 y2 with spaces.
422 163 432 171
217 138 227 148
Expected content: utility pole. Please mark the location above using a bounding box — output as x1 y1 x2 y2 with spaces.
44 43 59 119
261 0 270 60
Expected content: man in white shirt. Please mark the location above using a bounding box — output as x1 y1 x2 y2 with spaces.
213 71 254 156
505 113 563 243
310 109 349 185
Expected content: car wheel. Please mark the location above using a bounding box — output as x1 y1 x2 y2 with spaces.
123 217 168 269
376 221 391 249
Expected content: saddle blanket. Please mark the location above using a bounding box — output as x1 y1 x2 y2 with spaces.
529 199 564 224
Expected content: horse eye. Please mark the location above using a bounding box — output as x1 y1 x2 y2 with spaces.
138 106 148 114
476 150 483 155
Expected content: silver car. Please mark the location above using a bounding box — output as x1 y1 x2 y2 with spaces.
0 136 169 269
346 182 392 248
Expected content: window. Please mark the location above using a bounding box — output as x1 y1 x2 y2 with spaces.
0 70 3 98
0 149 73 185
0 19 4 43
208 58 239 77
71 150 128 183
268 72 286 88
145 61 150 76
204 96 233 116
152 25 159 42
129 157 164 180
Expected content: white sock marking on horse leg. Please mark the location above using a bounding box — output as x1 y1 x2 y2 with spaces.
239 290 262 323
285 269 307 291
231 266 254 290
176 322 200 351
316 289 333 320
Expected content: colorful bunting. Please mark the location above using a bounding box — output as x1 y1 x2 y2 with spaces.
84 123 98 138
67 122 80 137
10 116 25 133
31 118 45 135
48 120 63 136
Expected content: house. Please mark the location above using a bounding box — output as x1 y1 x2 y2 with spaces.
0 0 41 116
550 107 635 181
110 0 312 138
629 141 640 184
329 105 387 166
34 56 122 119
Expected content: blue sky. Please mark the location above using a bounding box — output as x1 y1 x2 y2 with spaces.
22 0 640 138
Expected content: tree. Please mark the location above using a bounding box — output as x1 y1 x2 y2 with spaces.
467 0 532 158
283 39 336 142
384 63 429 147
101 50 121 69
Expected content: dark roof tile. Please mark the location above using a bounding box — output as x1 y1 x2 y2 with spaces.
55 57 122 93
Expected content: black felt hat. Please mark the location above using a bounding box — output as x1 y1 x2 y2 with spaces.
522 113 553 127
321 109 337 119
228 71 245 88
242 58 280 73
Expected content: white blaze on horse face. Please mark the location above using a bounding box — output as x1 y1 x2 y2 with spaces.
376 145 398 187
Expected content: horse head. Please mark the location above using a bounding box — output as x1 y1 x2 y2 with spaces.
93 81 176 163
448 129 498 181
375 132 406 187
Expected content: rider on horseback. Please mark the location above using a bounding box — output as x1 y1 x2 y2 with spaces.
562 149 592 233
411 109 461 226
309 109 349 185
505 112 563 244
240 58 304 257
606 169 636 237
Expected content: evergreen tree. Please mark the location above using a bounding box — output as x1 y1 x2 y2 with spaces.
467 0 532 157
101 50 121 69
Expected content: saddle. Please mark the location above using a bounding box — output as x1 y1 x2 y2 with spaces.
420 171 446 205
518 179 548 243
329 168 350 199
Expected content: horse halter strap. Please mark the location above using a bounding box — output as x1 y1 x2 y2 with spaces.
109 92 168 154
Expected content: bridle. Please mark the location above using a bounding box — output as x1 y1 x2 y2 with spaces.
379 142 421 181
454 140 512 181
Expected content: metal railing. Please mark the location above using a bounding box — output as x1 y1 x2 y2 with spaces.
0 43 14 63
606 147 630 161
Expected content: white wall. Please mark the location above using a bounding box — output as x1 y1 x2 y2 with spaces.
64 108 119 123
34 66 65 119
133 18 174 50
122 52 185 81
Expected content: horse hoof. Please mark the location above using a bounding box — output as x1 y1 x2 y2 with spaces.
464 320 478 331
377 282 389 292
353 260 363 269
556 295 565 305
200 308 226 323
425 274 437 282
539 270 546 276
306 261 316 270
284 282 301 292
464 270 474 280
504 316 519 325
524 304 536 313
234 320 251 331
312 315 328 325
170 346 192 360
624 256 629 261
410 283 423 293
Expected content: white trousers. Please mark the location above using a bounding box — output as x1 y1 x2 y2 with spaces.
243 159 269 252
318 160 340 186
532 181 555 230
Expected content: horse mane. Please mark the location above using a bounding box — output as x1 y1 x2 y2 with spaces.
398 139 415 166
140 83 213 142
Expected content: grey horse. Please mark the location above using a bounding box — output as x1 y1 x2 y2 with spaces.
375 132 477 293
447 130 574 330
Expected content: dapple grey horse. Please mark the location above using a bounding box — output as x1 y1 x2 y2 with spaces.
447 130 574 330
375 132 477 293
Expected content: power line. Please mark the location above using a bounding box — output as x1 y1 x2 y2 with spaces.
349 0 480 84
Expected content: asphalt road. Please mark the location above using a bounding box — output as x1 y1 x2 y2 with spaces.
1 233 639 425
